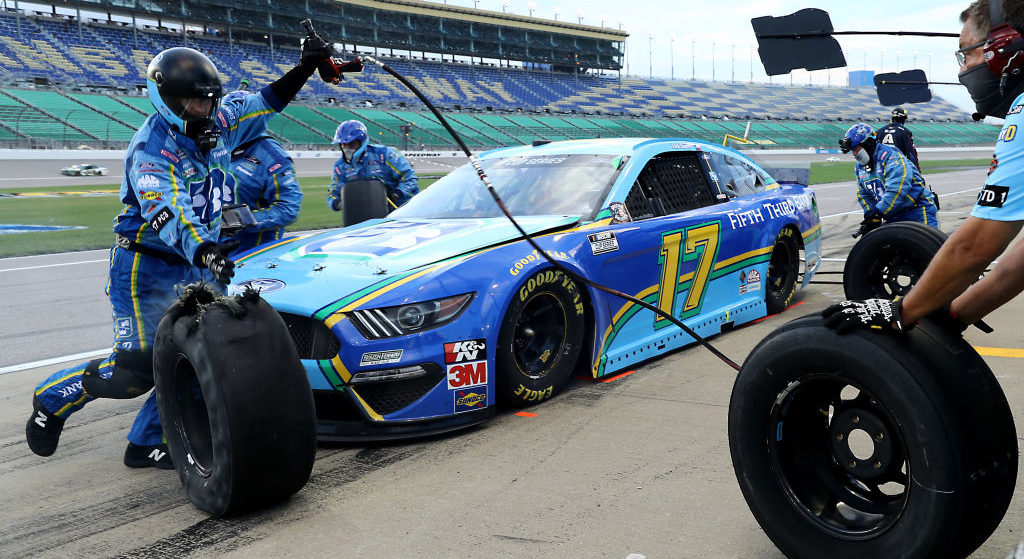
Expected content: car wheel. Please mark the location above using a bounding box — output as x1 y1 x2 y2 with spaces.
843 222 946 300
342 179 391 227
153 284 317 517
729 315 1016 559
765 227 800 314
495 268 585 407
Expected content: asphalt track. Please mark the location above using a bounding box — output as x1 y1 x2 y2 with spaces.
1 163 1022 558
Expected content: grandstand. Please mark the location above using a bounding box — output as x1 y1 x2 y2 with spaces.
0 4 999 151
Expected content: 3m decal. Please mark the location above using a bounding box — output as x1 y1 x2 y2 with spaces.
655 222 720 328
444 339 486 363
447 360 487 389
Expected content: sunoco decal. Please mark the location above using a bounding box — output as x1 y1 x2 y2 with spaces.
454 387 487 413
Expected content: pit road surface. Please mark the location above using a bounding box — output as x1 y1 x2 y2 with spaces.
1 167 1021 558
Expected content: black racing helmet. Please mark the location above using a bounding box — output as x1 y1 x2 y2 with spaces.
891 107 908 124
146 47 222 132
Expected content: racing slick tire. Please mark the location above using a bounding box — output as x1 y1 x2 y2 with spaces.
153 283 317 517
765 227 800 314
728 315 1016 559
495 268 585 407
342 179 390 227
843 222 946 300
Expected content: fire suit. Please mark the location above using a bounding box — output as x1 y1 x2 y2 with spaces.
326 144 418 210
32 89 285 447
855 142 938 228
228 136 302 253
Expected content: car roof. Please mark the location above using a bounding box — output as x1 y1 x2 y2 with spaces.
478 137 756 164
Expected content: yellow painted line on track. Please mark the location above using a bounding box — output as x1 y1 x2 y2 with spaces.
975 346 1024 358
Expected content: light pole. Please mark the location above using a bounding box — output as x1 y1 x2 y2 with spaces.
730 42 735 82
553 6 560 20
502 0 509 13
896 49 901 70
528 1 535 17
913 50 919 69
712 40 716 81
929 51 934 76
750 44 754 82
670 32 676 80
691 39 695 80
577 10 584 24
880 49 886 71
648 31 654 79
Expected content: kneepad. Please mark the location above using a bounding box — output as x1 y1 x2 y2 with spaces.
82 349 155 399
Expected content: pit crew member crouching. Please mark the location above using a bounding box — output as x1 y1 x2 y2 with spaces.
840 122 939 237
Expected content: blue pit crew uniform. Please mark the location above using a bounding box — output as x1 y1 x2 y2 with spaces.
229 136 302 253
31 89 286 449
876 122 920 169
855 142 938 228
326 143 418 210
973 95 1024 222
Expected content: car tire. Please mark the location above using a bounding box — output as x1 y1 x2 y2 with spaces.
765 227 800 314
495 268 585 407
843 222 946 300
728 314 1016 559
153 284 317 517
342 179 391 227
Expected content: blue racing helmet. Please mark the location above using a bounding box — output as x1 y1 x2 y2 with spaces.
839 123 874 153
333 120 368 145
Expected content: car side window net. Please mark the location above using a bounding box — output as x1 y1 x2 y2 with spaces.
625 151 718 219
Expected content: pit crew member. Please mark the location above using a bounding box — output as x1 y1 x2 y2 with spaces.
840 122 939 237
326 120 418 211
877 108 921 168
25 37 337 468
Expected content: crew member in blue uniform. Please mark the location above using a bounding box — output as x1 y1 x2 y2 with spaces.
326 120 418 212
822 0 1024 350
840 122 939 237
25 37 338 468
222 86 302 254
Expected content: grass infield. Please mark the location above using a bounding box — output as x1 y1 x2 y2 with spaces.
0 158 989 259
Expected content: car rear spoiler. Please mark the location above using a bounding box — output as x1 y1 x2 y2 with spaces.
762 166 810 187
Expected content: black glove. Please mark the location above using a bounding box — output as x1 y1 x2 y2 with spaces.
853 209 883 238
300 30 333 67
194 240 240 284
822 298 907 335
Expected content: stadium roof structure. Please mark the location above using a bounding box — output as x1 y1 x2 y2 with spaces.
53 0 627 71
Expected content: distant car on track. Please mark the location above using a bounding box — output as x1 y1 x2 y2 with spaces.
229 138 823 441
826 156 841 162
61 163 108 176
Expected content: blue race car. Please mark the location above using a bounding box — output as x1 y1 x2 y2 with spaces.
230 138 822 440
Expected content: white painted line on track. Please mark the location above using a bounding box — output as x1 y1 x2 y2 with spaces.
0 348 108 375
0 259 107 273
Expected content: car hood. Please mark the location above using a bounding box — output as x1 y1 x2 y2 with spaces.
231 215 579 312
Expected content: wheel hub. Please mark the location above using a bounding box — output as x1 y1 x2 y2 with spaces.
827 408 895 480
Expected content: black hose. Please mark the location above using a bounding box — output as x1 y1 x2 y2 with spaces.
362 56 743 372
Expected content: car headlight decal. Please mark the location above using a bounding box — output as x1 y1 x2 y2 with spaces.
351 293 474 339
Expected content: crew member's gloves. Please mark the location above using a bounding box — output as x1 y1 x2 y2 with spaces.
301 31 333 67
194 240 240 284
822 298 906 335
853 209 883 238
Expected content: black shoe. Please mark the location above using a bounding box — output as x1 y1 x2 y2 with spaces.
124 442 175 470
26 397 65 457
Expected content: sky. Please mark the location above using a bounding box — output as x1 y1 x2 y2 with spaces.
436 0 975 113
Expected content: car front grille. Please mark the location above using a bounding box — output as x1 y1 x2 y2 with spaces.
351 363 446 416
279 312 341 360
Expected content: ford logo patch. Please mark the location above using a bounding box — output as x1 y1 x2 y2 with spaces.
231 278 286 294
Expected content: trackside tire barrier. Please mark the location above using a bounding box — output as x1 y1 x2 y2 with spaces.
844 222 946 299
729 314 1016 559
154 283 317 517
342 179 390 227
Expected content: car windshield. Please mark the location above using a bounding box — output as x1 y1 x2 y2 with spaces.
390 154 622 219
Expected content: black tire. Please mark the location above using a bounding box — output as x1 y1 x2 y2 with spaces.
342 179 390 227
495 268 585 407
844 222 946 299
153 284 317 517
765 227 800 314
729 315 1016 559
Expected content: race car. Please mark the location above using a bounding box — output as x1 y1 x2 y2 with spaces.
229 138 822 441
61 163 108 176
